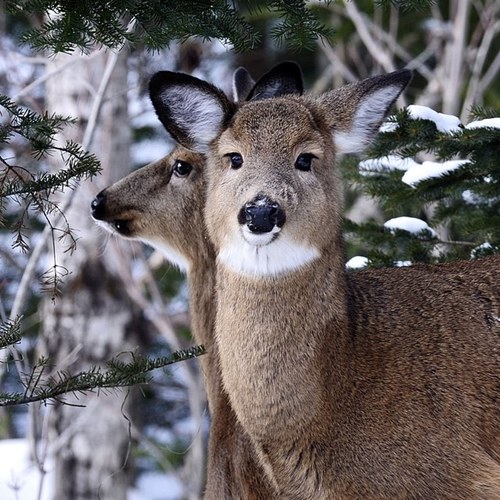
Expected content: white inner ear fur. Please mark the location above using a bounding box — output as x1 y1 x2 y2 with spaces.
162 86 225 152
334 85 401 155
218 233 321 277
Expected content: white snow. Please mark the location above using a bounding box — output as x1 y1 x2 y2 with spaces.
384 216 436 238
465 118 500 130
462 189 477 204
379 119 398 133
407 105 462 133
395 260 412 267
359 155 419 174
131 471 184 500
0 439 53 500
0 439 185 500
345 256 369 269
470 242 494 259
402 159 470 187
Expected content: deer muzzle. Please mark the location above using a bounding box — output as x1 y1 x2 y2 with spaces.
91 190 132 236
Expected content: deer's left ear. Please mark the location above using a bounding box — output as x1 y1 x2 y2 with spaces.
149 72 234 153
319 69 412 154
246 61 304 101
232 67 256 102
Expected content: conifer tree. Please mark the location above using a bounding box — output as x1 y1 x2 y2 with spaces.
342 106 500 268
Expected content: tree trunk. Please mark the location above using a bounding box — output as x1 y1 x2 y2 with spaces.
41 48 144 500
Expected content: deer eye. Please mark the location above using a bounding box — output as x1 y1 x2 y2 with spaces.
227 152 243 169
295 153 315 172
173 160 193 177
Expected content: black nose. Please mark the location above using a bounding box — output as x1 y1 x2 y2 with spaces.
238 196 286 234
91 190 107 220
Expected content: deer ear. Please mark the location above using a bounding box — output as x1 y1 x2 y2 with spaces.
246 61 304 101
320 69 412 154
232 67 256 102
149 72 234 153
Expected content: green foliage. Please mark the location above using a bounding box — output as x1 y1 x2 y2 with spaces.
0 345 206 407
266 0 335 50
342 107 500 266
7 0 334 53
0 95 100 251
0 318 22 349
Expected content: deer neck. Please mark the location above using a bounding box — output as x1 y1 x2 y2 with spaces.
214 241 351 444
186 243 219 406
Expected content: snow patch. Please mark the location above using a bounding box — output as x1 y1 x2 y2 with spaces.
470 242 498 259
0 439 53 500
384 216 436 238
402 159 470 187
346 256 369 269
359 155 419 174
407 105 462 133
395 260 412 267
131 471 184 500
465 118 500 130
379 119 398 133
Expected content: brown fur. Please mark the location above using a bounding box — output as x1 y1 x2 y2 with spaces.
152 69 500 498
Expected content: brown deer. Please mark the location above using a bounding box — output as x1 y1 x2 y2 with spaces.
91 63 304 498
149 68 500 498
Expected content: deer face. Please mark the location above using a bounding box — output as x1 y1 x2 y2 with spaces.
91 147 207 271
204 97 340 277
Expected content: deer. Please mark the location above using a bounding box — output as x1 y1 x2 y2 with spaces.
148 67 500 498
91 63 304 498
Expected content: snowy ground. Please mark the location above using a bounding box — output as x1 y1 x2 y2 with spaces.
0 439 183 500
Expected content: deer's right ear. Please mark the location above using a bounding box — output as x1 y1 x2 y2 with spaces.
319 69 412 155
149 71 234 153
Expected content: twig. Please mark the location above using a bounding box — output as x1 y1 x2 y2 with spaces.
443 0 470 116
461 19 499 121
13 50 103 101
343 1 395 73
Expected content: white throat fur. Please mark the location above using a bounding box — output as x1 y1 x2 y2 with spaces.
218 232 320 277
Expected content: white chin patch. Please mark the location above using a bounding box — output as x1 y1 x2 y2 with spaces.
218 232 320 277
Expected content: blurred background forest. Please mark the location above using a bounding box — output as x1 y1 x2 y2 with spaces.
0 1 499 498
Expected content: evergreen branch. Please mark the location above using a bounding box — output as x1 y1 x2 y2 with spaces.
468 106 500 121
0 317 22 350
0 345 206 407
1 95 101 260
7 0 335 53
268 0 335 50
1 146 100 198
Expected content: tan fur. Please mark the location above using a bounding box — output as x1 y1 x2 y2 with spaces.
91 147 274 498
155 72 500 497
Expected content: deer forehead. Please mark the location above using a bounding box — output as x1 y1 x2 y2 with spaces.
218 99 327 156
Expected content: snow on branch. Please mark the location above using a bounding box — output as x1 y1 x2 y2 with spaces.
402 159 470 187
